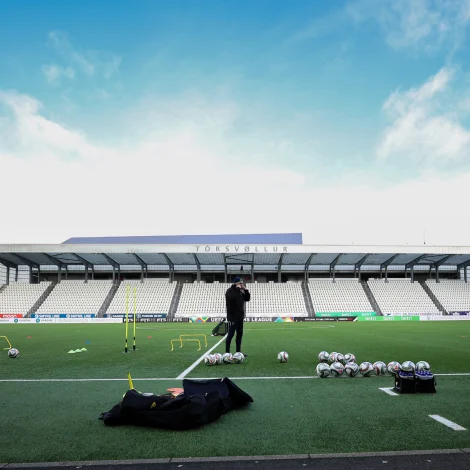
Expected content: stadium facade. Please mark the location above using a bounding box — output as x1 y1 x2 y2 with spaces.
0 233 469 285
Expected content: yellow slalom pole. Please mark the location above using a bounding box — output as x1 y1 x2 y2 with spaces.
125 285 129 353
133 286 137 351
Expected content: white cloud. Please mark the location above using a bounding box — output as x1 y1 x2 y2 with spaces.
41 64 75 84
44 31 121 80
348 0 470 54
377 67 470 165
1 89 470 246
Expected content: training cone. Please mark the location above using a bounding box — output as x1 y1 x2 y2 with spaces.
147 336 152 339
85 340 91 344
73 349 82 353
27 336 32 339
68 350 76 354
80 348 87 352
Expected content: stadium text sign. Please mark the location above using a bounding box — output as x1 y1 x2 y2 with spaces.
195 245 289 253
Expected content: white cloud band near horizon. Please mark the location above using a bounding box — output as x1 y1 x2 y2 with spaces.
1 64 470 246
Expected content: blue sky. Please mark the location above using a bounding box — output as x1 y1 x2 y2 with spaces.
1 0 470 245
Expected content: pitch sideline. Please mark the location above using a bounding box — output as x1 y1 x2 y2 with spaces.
1 372 470 383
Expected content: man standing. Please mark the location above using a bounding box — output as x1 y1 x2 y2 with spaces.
225 277 250 357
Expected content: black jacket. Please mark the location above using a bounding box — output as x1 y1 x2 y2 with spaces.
225 284 251 321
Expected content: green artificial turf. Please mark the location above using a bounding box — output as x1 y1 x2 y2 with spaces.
0 321 469 463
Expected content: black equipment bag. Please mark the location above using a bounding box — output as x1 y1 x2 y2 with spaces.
99 377 252 430
414 370 436 393
212 320 228 336
394 371 416 394
394 370 437 394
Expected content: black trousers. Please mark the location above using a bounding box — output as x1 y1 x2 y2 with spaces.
226 319 244 353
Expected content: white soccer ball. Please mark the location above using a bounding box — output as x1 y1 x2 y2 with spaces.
359 362 374 377
344 353 356 363
336 353 345 365
328 352 338 363
416 361 430 371
204 354 216 366
278 351 289 363
232 352 245 364
222 353 234 364
330 361 344 376
387 361 400 375
316 363 330 378
213 353 223 365
318 351 330 363
8 348 19 358
373 361 387 376
401 361 416 372
344 362 359 377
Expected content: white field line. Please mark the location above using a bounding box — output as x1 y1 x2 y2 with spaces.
176 334 227 379
379 387 399 396
1 372 470 383
429 415 467 431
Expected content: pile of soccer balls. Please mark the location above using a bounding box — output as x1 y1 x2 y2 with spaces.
204 352 245 366
315 351 430 378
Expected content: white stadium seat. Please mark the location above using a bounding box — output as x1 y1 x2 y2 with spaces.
176 282 308 317
308 279 374 314
0 282 52 315
367 279 440 315
107 279 175 314
425 280 470 312
36 280 113 315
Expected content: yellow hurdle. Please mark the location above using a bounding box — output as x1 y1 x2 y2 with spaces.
179 334 208 348
0 336 12 350
170 338 201 351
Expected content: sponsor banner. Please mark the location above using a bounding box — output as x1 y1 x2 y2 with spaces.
449 311 470 316
315 312 376 318
31 314 96 318
34 317 55 323
190 317 210 323
357 316 420 322
274 317 295 322
297 317 355 322
105 313 167 319
421 315 470 322
0 314 23 318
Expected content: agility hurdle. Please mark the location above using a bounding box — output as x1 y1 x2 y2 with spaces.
170 338 202 351
1 336 12 350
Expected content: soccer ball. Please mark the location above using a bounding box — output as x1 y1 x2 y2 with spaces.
328 352 338 363
8 348 19 358
401 361 416 372
232 352 245 364
416 361 430 371
204 355 216 366
222 353 234 364
318 351 330 363
277 351 289 363
213 353 223 365
344 353 356 363
373 361 387 376
316 363 330 378
387 361 400 375
344 362 359 377
330 361 344 376
359 362 374 377
336 353 345 365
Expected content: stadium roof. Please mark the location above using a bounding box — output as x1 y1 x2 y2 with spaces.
0 243 470 271
63 233 303 245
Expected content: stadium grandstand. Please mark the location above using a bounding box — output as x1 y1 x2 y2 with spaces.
0 233 470 320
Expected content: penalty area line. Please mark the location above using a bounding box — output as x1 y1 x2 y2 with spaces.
379 387 399 396
176 334 227 380
429 415 467 431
